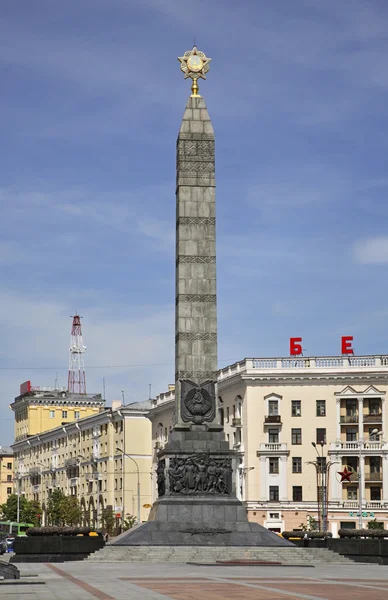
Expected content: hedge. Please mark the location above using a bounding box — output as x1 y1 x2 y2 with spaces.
282 530 333 540
26 526 101 537
338 528 388 539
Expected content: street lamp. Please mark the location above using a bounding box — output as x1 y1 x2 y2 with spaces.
116 447 141 526
308 441 337 532
358 429 382 530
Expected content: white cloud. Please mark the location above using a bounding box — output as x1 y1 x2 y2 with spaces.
353 237 388 264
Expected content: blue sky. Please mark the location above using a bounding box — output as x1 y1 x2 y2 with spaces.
1 0 388 444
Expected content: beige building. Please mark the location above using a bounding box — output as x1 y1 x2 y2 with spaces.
149 354 388 534
11 381 106 441
0 447 14 505
12 401 153 526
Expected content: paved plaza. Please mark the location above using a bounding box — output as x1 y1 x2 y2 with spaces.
2 561 388 600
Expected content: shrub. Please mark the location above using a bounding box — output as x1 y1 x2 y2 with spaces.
281 530 332 540
26 526 99 537
338 528 388 538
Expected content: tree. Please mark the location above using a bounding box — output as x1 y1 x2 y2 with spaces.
101 509 116 535
0 494 41 525
368 518 384 530
47 489 66 525
60 496 81 526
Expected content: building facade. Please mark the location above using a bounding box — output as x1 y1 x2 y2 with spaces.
148 355 388 534
0 446 14 505
12 401 153 526
10 381 106 441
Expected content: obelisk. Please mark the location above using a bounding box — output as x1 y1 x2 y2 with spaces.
114 48 292 547
174 46 218 427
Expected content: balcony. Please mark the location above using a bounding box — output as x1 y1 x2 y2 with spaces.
329 441 386 453
257 443 289 456
363 413 382 423
32 484 40 494
65 457 78 468
365 472 382 482
340 415 358 424
29 467 40 475
264 415 282 425
85 473 102 482
70 477 79 487
231 417 242 427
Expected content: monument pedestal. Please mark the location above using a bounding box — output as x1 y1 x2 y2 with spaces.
113 426 292 547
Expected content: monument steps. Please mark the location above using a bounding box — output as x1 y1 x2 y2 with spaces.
86 545 354 564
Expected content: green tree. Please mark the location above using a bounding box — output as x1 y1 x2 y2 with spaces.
123 514 137 531
101 509 116 535
60 496 81 526
47 489 66 525
0 494 41 525
368 518 384 530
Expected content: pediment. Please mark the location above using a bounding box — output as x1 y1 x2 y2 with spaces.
335 386 358 396
264 393 283 401
362 385 385 396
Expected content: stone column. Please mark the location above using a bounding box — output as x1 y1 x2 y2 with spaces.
382 455 388 503
331 455 342 502
279 456 288 501
175 96 217 427
259 456 267 501
336 398 341 440
358 397 364 441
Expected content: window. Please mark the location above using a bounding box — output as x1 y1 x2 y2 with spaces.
317 456 327 472
6 488 12 495
340 521 356 529
74 411 80 419
269 486 279 501
346 428 358 442
291 400 301 417
346 400 357 417
292 457 302 473
347 457 358 472
291 428 302 445
269 512 280 519
369 399 380 415
269 458 279 474
292 486 303 502
347 487 357 500
268 429 279 444
371 487 381 501
370 457 381 474
7 475 12 482
6 463 12 470
316 400 326 417
268 400 278 416
62 410 68 419
316 428 326 445
50 410 55 419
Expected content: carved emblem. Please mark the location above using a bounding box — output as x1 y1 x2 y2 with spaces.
180 379 216 423
168 453 232 495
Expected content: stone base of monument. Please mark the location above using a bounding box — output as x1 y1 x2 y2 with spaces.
114 426 293 548
112 495 293 547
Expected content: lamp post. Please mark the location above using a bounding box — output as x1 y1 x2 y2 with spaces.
308 441 337 532
116 447 141 526
358 429 382 530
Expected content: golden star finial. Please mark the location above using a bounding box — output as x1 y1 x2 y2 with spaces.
178 46 211 97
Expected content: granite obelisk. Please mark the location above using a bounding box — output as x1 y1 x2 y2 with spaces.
114 47 292 546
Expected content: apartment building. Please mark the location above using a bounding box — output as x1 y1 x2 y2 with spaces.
10 381 106 440
0 446 14 504
12 401 152 525
148 354 388 534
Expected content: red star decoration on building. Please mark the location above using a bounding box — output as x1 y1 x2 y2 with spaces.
338 466 353 482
